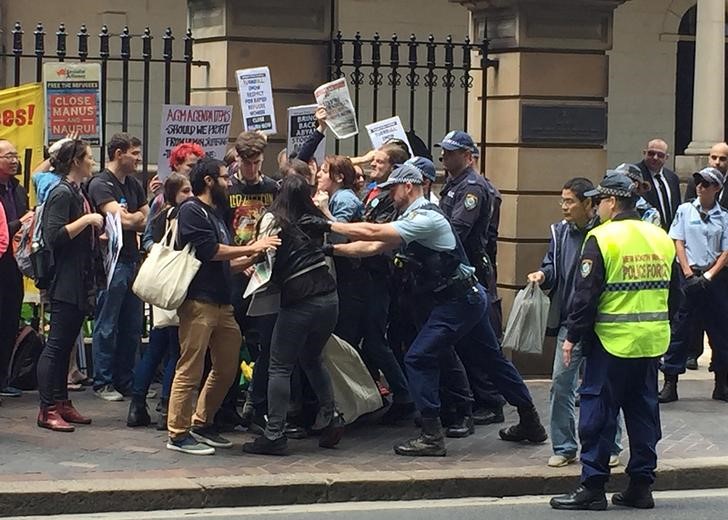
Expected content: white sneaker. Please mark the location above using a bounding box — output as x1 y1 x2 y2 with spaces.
609 455 620 468
548 454 577 467
94 384 124 402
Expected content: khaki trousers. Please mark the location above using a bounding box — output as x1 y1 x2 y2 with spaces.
167 299 242 439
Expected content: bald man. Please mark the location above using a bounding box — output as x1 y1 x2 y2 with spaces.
684 143 728 209
636 139 681 231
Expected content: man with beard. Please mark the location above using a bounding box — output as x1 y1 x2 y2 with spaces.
167 158 280 455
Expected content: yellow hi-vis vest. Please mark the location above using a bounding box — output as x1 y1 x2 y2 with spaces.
586 219 676 358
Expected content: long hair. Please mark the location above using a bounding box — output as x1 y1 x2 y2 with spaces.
268 173 323 230
50 139 88 176
324 155 356 190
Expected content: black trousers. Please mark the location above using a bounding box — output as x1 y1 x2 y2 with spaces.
0 258 24 388
37 300 86 406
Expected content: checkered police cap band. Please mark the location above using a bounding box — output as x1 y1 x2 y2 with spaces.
597 186 634 198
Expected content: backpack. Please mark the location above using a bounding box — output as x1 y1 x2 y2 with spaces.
8 326 44 390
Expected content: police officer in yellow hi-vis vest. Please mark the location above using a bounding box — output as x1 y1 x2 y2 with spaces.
550 174 676 512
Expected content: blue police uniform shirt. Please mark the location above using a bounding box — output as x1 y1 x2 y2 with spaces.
391 196 475 279
329 188 364 223
669 199 728 268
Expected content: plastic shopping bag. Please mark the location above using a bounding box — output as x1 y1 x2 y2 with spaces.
322 334 383 424
502 282 550 355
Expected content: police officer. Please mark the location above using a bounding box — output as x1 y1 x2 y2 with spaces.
550 174 675 511
658 167 728 403
306 164 546 457
437 130 506 428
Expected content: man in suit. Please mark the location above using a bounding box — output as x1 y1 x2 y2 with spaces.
683 142 728 208
636 139 681 232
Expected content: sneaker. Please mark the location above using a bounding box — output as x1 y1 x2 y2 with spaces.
190 424 233 448
548 454 577 468
609 455 620 468
93 384 124 402
166 434 216 455
242 435 288 456
0 386 22 398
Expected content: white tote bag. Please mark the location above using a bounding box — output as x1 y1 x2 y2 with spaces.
132 217 201 310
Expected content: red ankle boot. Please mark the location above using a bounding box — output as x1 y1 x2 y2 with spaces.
38 404 75 432
57 400 92 425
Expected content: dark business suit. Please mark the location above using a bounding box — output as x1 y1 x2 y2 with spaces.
636 160 681 231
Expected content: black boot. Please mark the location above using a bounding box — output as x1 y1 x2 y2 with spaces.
499 405 547 443
612 481 655 509
658 374 678 403
712 370 728 402
446 415 475 438
126 397 151 427
473 405 505 425
156 398 168 431
242 435 289 456
550 485 607 511
394 416 447 456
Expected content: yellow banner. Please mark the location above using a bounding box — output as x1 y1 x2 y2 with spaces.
0 83 45 301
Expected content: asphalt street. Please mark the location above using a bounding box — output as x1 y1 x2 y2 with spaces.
12 488 728 520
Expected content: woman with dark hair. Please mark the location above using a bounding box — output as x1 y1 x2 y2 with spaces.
127 173 193 429
243 174 343 456
36 139 104 431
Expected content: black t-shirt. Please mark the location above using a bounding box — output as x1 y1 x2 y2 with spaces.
177 197 233 305
87 169 146 262
227 175 279 245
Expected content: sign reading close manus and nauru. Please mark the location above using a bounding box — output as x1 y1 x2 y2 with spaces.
157 104 233 180
43 62 101 145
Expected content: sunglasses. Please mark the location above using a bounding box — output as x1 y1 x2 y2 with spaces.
645 150 667 159
697 179 719 188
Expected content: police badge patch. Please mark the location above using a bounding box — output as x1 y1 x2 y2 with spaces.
464 193 478 211
580 259 593 278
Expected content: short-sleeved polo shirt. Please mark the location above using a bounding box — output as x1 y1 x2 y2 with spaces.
669 199 728 268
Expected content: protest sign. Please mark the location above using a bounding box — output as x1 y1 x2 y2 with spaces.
314 78 358 140
236 67 276 134
104 212 123 289
366 116 412 155
287 104 326 165
43 62 101 145
157 104 232 179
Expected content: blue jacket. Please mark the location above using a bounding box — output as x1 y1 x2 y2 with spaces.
539 216 599 327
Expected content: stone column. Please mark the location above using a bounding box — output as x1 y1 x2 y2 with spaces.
451 0 625 374
684 0 725 156
187 0 333 161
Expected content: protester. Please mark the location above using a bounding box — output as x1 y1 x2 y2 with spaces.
166 158 280 455
127 173 193 428
243 174 344 455
36 139 104 432
87 133 147 401
148 142 204 196
0 138 31 399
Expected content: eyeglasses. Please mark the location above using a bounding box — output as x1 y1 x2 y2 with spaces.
0 153 19 161
558 198 579 208
645 150 667 159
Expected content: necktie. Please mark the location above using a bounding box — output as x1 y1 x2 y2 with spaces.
655 173 671 224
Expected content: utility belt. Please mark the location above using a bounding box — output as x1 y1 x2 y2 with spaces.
432 275 479 301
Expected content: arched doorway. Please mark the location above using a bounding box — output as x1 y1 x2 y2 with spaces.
674 5 728 154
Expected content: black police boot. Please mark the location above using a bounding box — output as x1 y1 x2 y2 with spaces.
612 481 655 509
550 485 607 511
126 396 151 428
446 415 475 438
156 397 168 431
473 405 505 425
380 402 416 425
658 374 678 403
712 370 728 402
686 357 699 370
393 417 447 457
499 405 547 443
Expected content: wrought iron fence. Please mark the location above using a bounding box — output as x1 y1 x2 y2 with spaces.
329 31 496 169
1 22 201 186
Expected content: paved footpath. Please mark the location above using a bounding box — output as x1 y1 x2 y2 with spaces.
0 354 726 516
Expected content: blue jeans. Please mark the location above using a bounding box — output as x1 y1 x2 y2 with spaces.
406 284 533 417
132 326 179 400
550 325 623 457
92 261 143 391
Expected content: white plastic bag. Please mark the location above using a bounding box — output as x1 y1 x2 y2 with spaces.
502 282 550 355
322 334 383 425
132 218 201 310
